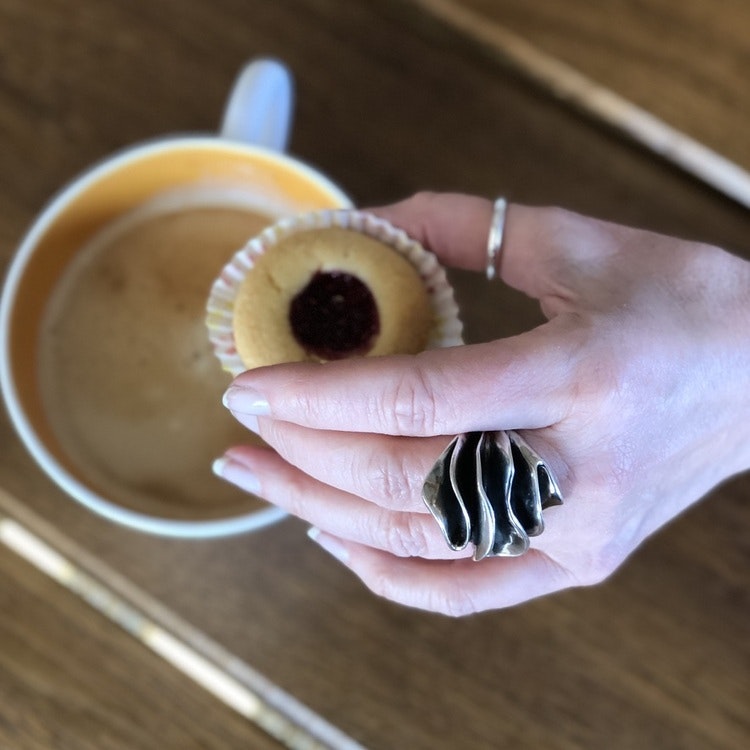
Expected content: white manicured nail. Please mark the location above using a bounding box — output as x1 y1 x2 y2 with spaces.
307 527 350 563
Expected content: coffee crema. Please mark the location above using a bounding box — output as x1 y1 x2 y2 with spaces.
39 198 271 519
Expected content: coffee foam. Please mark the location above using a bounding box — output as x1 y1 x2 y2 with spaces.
38 188 275 520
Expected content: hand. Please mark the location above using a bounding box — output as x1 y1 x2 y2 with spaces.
215 192 750 615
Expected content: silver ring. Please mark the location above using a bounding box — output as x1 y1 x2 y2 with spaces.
486 197 508 281
422 430 563 560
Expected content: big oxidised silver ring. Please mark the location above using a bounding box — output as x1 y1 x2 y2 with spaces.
421 431 563 560
486 197 508 281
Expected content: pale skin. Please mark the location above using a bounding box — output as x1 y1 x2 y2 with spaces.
214 192 750 616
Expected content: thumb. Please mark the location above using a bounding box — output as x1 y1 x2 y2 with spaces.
223 317 576 436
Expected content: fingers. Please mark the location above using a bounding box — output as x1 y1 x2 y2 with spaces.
307 532 576 616
214 443 576 613
231 416 446 513
215 444 472 560
224 317 577 436
215 435 578 612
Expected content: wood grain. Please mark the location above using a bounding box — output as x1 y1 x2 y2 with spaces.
0 1 748 749
416 0 750 174
0 543 282 750
409 0 750 207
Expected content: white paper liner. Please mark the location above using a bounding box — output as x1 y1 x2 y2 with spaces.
206 209 464 376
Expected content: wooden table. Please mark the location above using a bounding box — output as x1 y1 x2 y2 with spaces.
1 1 748 748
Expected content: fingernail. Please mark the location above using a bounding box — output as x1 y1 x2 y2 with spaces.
222 385 270 415
211 456 229 477
307 527 350 563
212 455 262 495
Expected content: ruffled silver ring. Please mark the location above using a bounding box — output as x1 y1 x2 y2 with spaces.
422 431 563 560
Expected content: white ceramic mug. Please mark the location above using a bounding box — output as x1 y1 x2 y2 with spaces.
0 59 351 537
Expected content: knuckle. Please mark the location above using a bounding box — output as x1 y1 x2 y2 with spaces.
357 446 419 508
573 349 621 409
410 190 441 211
573 554 617 587
601 439 638 495
280 469 316 521
365 567 409 608
386 362 440 435
563 536 624 588
569 348 637 437
383 513 430 558
430 583 479 618
574 441 634 499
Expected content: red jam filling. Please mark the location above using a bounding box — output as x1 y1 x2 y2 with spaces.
289 271 380 359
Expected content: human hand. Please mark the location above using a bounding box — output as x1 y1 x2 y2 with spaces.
214 192 750 615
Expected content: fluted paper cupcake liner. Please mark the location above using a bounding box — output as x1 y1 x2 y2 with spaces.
206 209 464 376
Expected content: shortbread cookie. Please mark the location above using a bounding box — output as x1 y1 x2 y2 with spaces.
232 226 433 368
206 210 463 375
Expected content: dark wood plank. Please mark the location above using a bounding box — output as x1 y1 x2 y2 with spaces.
416 0 750 174
0 542 283 750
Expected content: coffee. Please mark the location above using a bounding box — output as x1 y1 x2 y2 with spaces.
39 194 272 520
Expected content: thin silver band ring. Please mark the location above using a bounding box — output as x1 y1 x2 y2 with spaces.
486 197 508 281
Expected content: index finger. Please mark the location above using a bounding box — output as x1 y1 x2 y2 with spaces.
224 318 575 437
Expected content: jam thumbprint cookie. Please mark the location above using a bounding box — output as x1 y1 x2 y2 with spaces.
207 210 463 375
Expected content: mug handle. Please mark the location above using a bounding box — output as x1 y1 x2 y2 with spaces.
220 58 294 151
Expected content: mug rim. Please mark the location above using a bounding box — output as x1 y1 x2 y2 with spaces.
0 135 351 537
